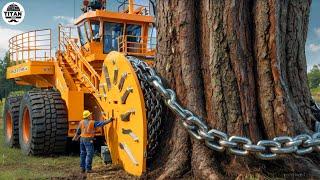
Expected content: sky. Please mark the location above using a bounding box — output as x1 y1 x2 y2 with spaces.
306 0 320 71
0 0 319 71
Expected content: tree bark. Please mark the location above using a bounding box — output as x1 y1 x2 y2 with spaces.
149 0 320 179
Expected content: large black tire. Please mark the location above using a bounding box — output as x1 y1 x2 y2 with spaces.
128 57 164 163
18 90 68 155
3 96 22 147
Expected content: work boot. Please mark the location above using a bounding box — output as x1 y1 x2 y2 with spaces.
86 170 93 173
81 169 85 173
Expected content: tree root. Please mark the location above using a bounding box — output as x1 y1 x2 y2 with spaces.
191 141 223 180
156 120 191 180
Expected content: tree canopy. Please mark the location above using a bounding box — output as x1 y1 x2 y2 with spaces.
308 65 320 89
0 52 32 100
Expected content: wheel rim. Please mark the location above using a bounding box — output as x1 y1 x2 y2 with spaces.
6 112 13 140
22 107 30 143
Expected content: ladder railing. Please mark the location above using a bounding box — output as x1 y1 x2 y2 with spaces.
58 25 100 95
117 35 156 57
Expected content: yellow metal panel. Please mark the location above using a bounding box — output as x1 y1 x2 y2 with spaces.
99 52 147 176
12 75 54 88
66 91 84 122
66 91 84 137
15 79 32 86
7 61 54 79
54 61 69 93
82 41 106 61
54 61 84 136
85 53 106 62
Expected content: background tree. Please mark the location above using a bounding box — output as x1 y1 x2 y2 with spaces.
149 0 320 179
308 65 320 89
0 52 32 101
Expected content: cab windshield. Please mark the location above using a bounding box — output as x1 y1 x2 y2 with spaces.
91 21 100 41
78 24 88 45
126 24 141 43
103 22 124 53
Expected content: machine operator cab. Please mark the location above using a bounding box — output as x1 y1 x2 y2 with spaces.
74 0 156 63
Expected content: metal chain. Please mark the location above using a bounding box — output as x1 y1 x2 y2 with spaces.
128 56 320 160
129 57 163 161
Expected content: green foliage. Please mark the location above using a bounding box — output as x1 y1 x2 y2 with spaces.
308 65 320 89
0 52 32 100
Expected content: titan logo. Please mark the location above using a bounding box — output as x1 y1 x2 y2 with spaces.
2 2 25 25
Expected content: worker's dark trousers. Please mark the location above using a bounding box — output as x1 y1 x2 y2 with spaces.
80 141 94 170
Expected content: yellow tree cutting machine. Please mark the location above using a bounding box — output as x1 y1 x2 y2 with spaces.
4 0 320 177
3 0 159 176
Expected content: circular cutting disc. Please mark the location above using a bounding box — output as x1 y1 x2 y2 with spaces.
99 51 147 176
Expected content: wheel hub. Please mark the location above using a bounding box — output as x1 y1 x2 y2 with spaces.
6 112 13 140
22 107 31 143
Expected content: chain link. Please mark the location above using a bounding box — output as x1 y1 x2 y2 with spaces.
128 57 320 160
129 58 163 161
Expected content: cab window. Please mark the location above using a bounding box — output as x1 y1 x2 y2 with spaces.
78 24 88 45
84 21 92 41
91 21 100 41
126 24 142 43
148 26 156 49
104 22 124 53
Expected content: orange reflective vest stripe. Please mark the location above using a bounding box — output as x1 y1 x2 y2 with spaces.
80 120 95 138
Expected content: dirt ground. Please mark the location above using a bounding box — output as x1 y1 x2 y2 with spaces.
65 164 137 180
53 164 136 180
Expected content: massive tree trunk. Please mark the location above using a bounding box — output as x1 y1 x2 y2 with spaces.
148 0 320 179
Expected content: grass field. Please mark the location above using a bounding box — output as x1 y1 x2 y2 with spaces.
0 123 80 179
0 100 105 179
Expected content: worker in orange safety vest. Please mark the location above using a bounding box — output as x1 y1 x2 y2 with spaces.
72 110 113 173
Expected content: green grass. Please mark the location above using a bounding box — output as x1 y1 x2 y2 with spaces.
0 113 105 179
0 126 78 179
